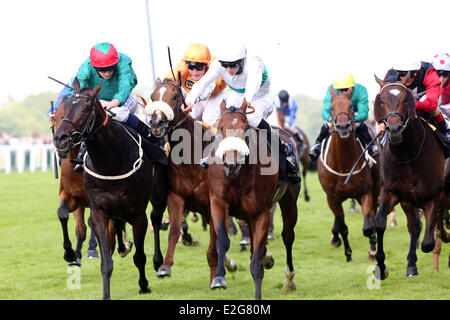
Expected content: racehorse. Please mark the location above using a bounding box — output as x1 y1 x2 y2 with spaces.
276 109 311 201
53 103 132 267
317 86 380 262
373 74 448 279
207 100 300 300
53 78 168 299
145 78 237 278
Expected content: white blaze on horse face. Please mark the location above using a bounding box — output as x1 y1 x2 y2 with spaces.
232 119 238 126
389 89 400 96
158 87 167 101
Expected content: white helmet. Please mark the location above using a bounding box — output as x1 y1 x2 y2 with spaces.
218 43 247 62
432 53 450 71
392 60 421 71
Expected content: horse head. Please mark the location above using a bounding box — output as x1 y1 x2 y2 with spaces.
374 74 416 144
329 86 355 139
215 99 250 178
145 78 181 137
53 78 103 158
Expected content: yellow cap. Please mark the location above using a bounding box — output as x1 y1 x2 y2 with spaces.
333 72 355 89
183 43 211 64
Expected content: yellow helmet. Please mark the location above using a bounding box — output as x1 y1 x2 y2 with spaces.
333 72 355 89
183 43 211 64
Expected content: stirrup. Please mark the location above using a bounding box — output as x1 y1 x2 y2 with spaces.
200 156 210 169
74 164 84 173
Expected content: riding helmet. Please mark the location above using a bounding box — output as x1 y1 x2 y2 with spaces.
90 42 120 68
432 53 450 71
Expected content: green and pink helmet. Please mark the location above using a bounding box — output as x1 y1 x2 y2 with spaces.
90 42 119 68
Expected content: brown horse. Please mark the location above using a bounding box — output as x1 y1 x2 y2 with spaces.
53 78 168 299
145 78 237 277
277 109 311 201
317 87 380 262
373 75 448 279
53 102 131 266
207 101 299 300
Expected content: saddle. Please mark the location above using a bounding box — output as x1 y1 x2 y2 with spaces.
418 115 450 158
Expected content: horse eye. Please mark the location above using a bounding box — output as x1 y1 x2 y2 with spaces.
172 95 177 101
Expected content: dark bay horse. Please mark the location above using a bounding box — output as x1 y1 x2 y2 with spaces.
317 87 380 262
53 78 168 299
373 74 447 279
276 109 311 201
145 78 237 278
53 105 131 267
207 100 300 300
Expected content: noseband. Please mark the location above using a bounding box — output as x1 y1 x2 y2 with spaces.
153 81 188 133
380 83 410 128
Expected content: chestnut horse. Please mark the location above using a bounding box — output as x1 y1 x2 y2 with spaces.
53 102 131 266
277 109 311 201
373 75 449 279
207 101 300 300
145 78 237 278
317 87 380 262
53 78 168 299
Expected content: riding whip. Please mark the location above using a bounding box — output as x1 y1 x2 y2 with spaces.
344 131 382 185
50 100 59 179
167 46 189 111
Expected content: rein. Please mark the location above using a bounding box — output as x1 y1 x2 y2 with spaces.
154 81 189 133
385 117 426 165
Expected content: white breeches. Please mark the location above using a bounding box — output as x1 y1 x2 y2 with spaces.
106 92 138 122
189 89 227 127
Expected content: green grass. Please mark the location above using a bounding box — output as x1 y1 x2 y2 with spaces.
0 170 448 300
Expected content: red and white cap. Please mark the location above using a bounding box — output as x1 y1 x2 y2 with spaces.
432 53 450 71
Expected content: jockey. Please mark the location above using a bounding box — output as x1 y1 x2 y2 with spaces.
164 43 227 127
310 72 378 164
432 53 450 112
277 90 298 128
389 60 450 143
183 43 301 183
70 42 164 172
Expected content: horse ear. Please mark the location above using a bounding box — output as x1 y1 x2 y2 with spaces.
373 94 385 123
155 77 161 85
73 77 80 92
220 99 226 114
346 87 353 98
374 74 385 87
91 82 102 98
240 98 248 112
329 86 336 97
405 89 416 121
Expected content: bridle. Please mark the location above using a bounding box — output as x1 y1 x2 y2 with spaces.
379 83 410 129
153 81 188 134
62 92 108 147
330 94 355 133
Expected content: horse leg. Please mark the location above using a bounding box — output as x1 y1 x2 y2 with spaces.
302 164 310 202
158 192 184 277
433 226 442 271
150 163 168 271
113 220 132 258
207 221 218 286
131 213 151 294
86 216 99 259
210 197 230 290
57 200 77 265
360 194 377 261
278 186 299 292
73 207 86 264
181 210 194 246
374 190 398 280
327 198 352 262
400 202 421 277
90 210 113 300
249 209 271 300
421 199 439 253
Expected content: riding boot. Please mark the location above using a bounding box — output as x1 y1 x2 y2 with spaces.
309 123 330 164
134 119 168 166
437 119 450 158
258 119 301 183
70 142 86 173
355 122 379 158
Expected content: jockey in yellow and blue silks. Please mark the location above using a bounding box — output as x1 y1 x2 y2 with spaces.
309 72 379 164
277 90 298 128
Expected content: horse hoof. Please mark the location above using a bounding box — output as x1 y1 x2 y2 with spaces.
374 267 389 280
406 266 419 277
68 258 81 267
86 249 99 260
282 279 297 292
224 255 238 273
263 253 275 269
331 237 342 248
139 287 151 294
368 250 377 261
64 250 78 264
157 266 171 277
211 276 227 290
305 195 310 202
